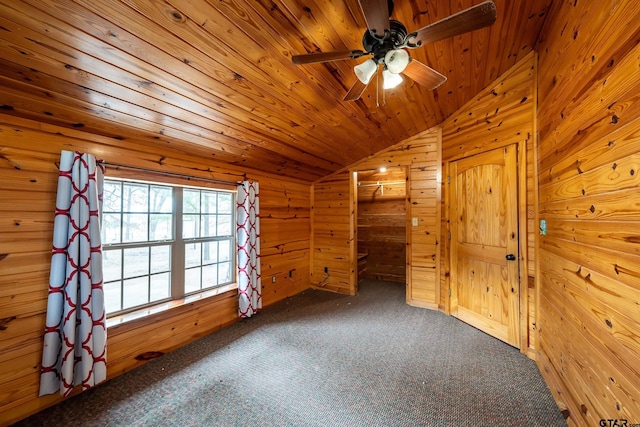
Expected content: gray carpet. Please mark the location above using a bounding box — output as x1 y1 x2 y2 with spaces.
15 280 567 426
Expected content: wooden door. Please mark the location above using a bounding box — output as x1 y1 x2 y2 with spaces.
450 145 520 347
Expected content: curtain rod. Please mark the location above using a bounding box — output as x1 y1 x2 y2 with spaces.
101 162 242 186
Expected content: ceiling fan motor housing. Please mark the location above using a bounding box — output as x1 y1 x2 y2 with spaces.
362 20 409 62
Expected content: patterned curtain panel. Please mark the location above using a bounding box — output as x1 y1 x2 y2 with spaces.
40 151 107 397
236 180 262 318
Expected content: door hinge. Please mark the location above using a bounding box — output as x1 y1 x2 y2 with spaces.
448 231 451 240
447 175 451 184
448 288 452 297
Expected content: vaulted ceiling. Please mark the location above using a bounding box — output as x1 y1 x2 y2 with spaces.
0 0 551 182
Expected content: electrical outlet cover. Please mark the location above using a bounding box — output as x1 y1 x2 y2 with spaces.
540 219 547 236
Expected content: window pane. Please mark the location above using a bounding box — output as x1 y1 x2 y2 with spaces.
103 181 121 212
218 193 233 214
123 183 148 212
102 179 236 316
217 214 232 236
150 214 172 240
185 268 201 293
104 281 122 314
218 262 231 283
185 242 201 268
183 189 200 214
201 215 216 238
202 264 217 288
123 247 149 278
122 214 148 242
219 240 231 262
202 192 217 214
203 241 218 265
103 249 122 282
150 273 170 302
103 213 122 244
150 185 172 213
150 245 171 274
123 277 149 309
183 214 199 238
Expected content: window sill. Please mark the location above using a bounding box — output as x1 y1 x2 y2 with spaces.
106 283 238 329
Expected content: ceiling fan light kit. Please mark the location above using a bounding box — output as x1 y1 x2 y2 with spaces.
382 69 403 89
354 59 378 84
384 49 410 74
291 0 497 102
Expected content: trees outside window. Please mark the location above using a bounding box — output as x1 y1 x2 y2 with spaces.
102 179 235 316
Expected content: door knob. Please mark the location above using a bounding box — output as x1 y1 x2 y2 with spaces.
505 254 516 261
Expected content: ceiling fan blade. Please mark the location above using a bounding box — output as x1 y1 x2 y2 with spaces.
358 0 391 38
409 0 497 46
343 77 371 101
402 59 447 90
292 50 365 65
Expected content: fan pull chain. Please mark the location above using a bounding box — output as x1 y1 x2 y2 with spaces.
375 64 386 107
382 80 386 106
376 66 380 107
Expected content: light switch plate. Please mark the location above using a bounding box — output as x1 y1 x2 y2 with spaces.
412 217 419 227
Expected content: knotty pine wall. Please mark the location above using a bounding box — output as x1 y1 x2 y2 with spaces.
347 128 441 309
535 1 640 425
357 167 407 283
440 52 537 354
310 171 357 295
0 114 310 425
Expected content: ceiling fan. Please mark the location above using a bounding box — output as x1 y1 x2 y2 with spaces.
291 0 497 101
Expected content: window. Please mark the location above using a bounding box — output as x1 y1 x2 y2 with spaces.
182 188 234 294
102 179 235 316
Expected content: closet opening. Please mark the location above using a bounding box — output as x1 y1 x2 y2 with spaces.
355 166 408 284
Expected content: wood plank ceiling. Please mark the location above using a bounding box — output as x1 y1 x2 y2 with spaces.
0 0 551 182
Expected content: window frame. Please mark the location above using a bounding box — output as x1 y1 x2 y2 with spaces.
101 177 237 318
